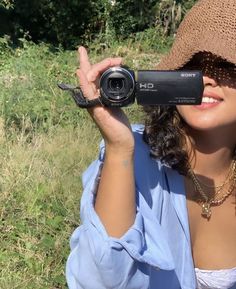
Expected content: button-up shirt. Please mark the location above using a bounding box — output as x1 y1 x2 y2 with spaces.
66 124 236 289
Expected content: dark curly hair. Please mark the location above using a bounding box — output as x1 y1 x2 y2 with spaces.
143 105 190 175
143 51 236 176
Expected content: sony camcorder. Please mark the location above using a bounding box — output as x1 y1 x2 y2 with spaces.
58 66 203 108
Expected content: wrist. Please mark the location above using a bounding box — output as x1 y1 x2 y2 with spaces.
105 143 134 160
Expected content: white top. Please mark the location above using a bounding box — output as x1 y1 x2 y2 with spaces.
195 267 236 289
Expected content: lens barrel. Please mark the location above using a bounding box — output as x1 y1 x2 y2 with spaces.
99 67 135 107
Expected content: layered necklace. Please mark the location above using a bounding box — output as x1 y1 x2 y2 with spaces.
188 160 236 219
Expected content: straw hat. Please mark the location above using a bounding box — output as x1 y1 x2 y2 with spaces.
157 0 236 70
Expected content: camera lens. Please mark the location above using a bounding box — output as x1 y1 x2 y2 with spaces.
108 78 125 91
99 67 135 106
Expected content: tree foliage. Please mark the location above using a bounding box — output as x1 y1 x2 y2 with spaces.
0 0 197 49
0 0 95 48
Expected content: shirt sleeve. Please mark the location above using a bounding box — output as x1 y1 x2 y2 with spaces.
66 125 175 289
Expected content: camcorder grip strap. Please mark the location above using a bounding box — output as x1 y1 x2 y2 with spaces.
58 83 102 108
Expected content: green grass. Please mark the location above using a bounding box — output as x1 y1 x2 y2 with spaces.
0 37 166 288
0 121 101 288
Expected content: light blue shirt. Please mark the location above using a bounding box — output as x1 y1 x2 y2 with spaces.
66 125 236 289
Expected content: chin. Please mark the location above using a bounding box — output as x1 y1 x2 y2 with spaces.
182 114 218 130
186 119 236 133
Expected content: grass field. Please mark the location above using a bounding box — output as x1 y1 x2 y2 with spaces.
0 37 168 288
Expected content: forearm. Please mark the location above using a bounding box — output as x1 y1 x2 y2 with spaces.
95 147 136 238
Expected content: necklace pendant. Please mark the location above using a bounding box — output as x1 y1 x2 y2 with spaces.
201 202 212 219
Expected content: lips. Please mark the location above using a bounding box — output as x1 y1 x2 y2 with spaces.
202 91 223 103
194 91 223 110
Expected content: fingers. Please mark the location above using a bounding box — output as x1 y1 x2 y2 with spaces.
77 69 99 99
79 46 91 74
88 57 122 81
79 46 122 81
77 46 123 101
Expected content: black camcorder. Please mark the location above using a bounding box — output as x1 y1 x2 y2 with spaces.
58 66 203 108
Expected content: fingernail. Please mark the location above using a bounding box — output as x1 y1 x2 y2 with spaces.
78 46 83 53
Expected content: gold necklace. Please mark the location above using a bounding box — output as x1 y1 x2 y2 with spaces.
192 165 233 190
188 160 236 219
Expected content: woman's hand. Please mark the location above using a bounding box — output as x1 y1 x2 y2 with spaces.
77 46 135 155
78 47 136 236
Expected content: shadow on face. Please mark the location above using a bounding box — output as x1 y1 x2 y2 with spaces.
182 52 236 89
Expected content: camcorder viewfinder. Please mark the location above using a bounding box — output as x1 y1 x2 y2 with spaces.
58 66 203 108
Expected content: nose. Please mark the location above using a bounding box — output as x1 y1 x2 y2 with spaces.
203 75 217 87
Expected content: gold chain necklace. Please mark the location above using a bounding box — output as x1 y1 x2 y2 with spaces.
188 160 236 219
192 165 233 190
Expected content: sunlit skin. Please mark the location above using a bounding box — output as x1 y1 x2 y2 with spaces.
176 53 236 177
177 78 236 132
78 48 236 269
175 53 236 194
176 54 236 269
177 53 236 132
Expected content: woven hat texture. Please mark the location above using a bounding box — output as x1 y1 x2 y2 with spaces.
157 0 236 70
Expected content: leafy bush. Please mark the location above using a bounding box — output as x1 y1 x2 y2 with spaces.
107 0 157 39
1 0 95 48
0 35 13 63
154 0 197 36
0 0 197 49
0 40 89 136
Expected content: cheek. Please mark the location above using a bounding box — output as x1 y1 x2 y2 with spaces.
176 105 219 130
222 87 236 99
176 106 201 129
176 106 192 123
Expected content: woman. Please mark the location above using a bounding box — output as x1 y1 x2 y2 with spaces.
66 0 236 288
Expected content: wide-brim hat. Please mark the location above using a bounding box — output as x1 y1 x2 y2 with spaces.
157 0 236 70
